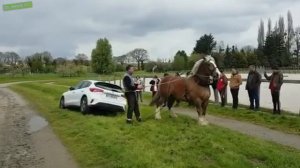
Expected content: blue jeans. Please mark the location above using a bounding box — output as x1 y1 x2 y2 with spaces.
248 89 259 109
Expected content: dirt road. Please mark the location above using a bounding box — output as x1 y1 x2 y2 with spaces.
0 85 78 168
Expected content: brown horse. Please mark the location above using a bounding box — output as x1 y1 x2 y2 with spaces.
150 56 219 125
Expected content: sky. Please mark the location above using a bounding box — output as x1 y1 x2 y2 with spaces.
1 0 300 60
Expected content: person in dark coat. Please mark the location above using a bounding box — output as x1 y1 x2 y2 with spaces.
264 66 283 114
211 72 219 104
123 65 143 124
246 65 262 110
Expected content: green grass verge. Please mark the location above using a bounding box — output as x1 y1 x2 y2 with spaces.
9 82 300 168
179 102 300 135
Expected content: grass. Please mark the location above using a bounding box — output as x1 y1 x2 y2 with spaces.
9 81 300 168
179 102 300 135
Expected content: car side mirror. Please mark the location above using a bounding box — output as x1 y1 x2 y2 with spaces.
69 86 75 90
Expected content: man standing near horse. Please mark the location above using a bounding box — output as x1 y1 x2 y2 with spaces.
264 66 283 114
123 65 143 124
246 65 262 111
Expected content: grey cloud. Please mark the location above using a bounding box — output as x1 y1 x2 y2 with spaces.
0 0 299 58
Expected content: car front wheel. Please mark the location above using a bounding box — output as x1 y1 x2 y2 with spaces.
59 97 65 109
80 96 89 114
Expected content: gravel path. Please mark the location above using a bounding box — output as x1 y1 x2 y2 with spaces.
0 85 78 168
173 108 300 150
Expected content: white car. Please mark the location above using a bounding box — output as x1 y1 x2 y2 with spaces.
59 80 127 114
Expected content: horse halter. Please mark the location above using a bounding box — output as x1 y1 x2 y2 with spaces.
193 60 217 86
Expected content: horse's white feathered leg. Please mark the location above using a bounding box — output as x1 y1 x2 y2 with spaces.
155 106 162 120
170 110 178 118
198 116 209 125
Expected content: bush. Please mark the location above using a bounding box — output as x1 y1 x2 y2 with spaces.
144 61 172 72
56 63 88 77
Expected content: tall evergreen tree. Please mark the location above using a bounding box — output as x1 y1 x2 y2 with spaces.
286 10 294 54
224 45 232 68
294 27 300 66
267 18 272 37
278 16 285 37
264 33 287 67
193 34 216 55
172 50 188 70
257 20 265 48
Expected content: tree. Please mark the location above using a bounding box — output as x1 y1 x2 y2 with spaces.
278 16 285 37
193 34 216 55
0 52 20 65
188 53 204 69
246 52 258 66
24 51 54 73
175 50 188 69
224 45 233 68
25 53 43 73
74 53 89 65
172 50 188 70
257 20 265 48
286 10 294 55
91 38 114 74
127 48 148 70
267 18 272 37
53 57 67 66
113 55 128 65
264 33 287 67
294 27 300 66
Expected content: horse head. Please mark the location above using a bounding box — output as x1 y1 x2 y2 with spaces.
193 55 220 86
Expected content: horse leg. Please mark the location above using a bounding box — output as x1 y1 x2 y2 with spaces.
155 97 166 120
195 99 207 125
167 96 177 118
201 100 209 125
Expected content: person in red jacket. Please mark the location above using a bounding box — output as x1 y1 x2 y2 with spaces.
217 69 228 107
264 66 283 114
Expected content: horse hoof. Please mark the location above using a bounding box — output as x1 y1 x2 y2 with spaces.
198 120 209 126
155 115 161 120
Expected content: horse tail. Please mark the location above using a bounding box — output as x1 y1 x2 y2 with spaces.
149 92 160 106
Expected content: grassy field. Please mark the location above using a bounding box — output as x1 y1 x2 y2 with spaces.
9 81 300 168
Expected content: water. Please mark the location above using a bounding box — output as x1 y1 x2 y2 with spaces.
109 73 300 114
28 115 48 133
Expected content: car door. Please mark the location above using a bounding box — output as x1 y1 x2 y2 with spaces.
73 81 91 106
67 81 85 106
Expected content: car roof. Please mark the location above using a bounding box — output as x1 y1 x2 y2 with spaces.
81 80 99 83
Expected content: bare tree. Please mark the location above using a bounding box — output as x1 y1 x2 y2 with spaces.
74 53 89 65
127 48 149 70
